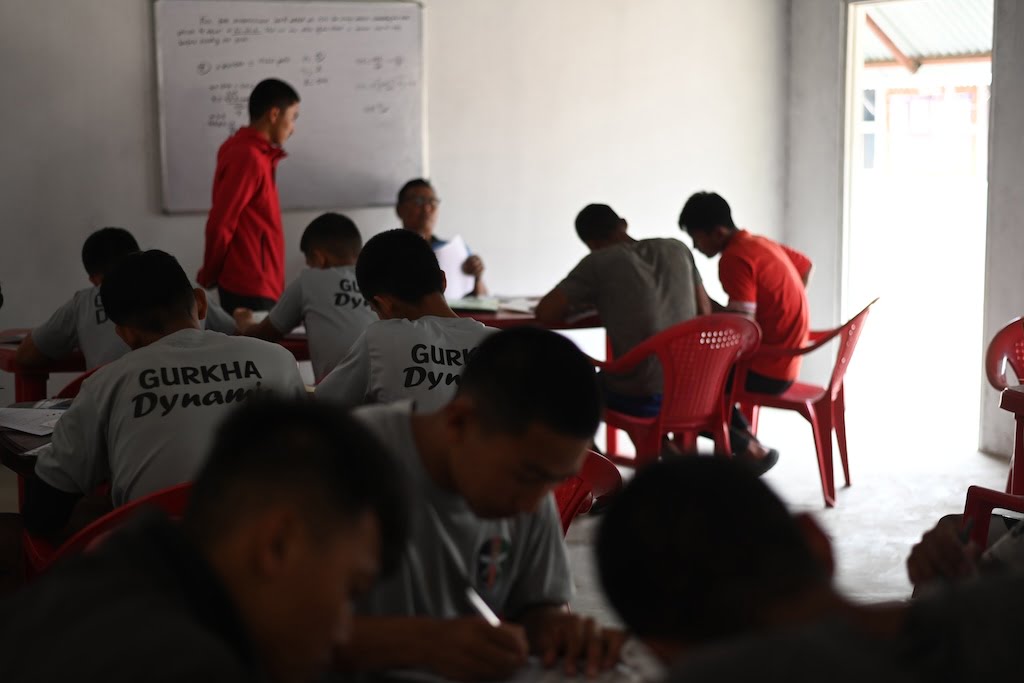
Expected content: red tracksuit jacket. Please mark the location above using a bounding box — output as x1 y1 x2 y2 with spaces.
197 127 287 300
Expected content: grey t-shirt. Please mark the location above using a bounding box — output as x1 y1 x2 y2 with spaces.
352 402 573 618
35 328 306 505
557 238 702 396
32 286 129 369
316 316 495 413
267 266 377 381
669 574 1024 683
31 287 236 369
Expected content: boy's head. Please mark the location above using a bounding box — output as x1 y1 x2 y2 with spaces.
186 397 408 683
81 227 140 285
101 250 207 349
299 213 363 268
441 328 603 519
596 457 831 658
356 229 445 319
678 191 737 258
249 78 300 146
575 204 628 250
396 178 440 239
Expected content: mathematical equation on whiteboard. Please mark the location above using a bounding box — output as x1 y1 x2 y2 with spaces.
170 11 418 132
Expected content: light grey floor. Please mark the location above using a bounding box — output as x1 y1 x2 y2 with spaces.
566 408 1010 623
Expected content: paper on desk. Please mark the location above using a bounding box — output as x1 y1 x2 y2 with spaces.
435 236 476 301
498 297 539 314
0 408 64 436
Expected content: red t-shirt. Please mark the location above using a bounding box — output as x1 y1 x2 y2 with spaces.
719 230 811 381
197 127 287 300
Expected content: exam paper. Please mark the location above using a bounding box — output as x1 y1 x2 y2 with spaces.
435 236 476 300
0 408 64 436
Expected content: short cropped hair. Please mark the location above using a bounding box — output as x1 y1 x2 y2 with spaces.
575 204 622 243
81 227 140 278
596 457 825 644
101 250 195 333
248 79 300 122
356 229 444 304
185 398 409 575
458 327 603 439
678 192 736 235
299 213 363 258
397 178 434 205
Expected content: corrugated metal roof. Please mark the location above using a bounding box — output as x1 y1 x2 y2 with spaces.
861 0 993 63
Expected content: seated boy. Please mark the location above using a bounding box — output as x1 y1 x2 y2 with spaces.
338 328 623 682
397 178 486 296
536 203 711 418
0 397 408 683
596 458 1024 681
23 250 306 539
16 227 139 370
235 212 376 382
317 229 494 413
679 191 813 468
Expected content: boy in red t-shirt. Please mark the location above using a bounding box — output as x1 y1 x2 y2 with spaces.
679 192 812 474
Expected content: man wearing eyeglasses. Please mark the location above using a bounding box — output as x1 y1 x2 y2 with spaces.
396 179 487 296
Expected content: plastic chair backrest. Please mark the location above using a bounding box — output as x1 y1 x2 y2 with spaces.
632 315 761 432
826 298 877 397
554 450 621 534
55 367 101 399
985 317 1024 391
50 482 193 564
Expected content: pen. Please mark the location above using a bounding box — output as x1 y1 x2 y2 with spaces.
465 585 501 627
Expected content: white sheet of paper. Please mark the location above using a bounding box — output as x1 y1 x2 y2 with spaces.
434 235 476 300
0 408 65 436
498 297 540 314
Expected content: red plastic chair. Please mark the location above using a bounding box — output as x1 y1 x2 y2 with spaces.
984 317 1024 391
735 298 877 507
554 450 622 534
54 367 101 400
22 482 192 578
596 315 761 468
962 485 1024 549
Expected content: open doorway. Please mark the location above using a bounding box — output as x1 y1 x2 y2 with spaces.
842 0 993 455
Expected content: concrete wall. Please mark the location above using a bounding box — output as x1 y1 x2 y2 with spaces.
980 0 1024 457
0 0 790 404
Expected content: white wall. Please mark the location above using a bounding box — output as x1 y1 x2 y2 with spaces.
980 0 1024 457
0 0 789 403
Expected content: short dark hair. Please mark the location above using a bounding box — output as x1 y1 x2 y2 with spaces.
81 227 140 278
299 213 363 258
678 192 736 235
596 457 825 644
575 204 622 243
248 78 300 122
101 250 195 333
356 229 443 304
397 178 434 205
185 398 409 575
458 327 603 439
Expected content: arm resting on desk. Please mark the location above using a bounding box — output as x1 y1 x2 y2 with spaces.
535 288 572 326
14 333 57 369
22 476 80 539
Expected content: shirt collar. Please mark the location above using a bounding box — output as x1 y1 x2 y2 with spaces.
235 126 288 161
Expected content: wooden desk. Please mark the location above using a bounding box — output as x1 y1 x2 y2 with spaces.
456 309 602 331
0 329 311 403
1000 385 1024 495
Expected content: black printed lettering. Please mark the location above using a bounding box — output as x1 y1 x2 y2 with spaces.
403 366 426 387
243 360 261 379
224 387 248 403
181 367 200 385
222 361 243 381
203 391 224 406
132 392 157 417
427 371 443 390
182 392 203 408
201 365 221 382
445 374 461 386
445 349 461 366
411 344 428 364
139 369 159 390
159 395 179 417
160 367 181 386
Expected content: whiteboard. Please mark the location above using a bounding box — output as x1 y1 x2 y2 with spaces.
155 0 424 212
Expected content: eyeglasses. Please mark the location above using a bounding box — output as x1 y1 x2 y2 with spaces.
403 197 440 208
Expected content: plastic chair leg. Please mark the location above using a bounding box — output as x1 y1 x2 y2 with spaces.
834 386 850 487
606 425 619 458
809 400 836 507
739 402 760 437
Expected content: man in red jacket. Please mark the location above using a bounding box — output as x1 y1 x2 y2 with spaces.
198 79 300 313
